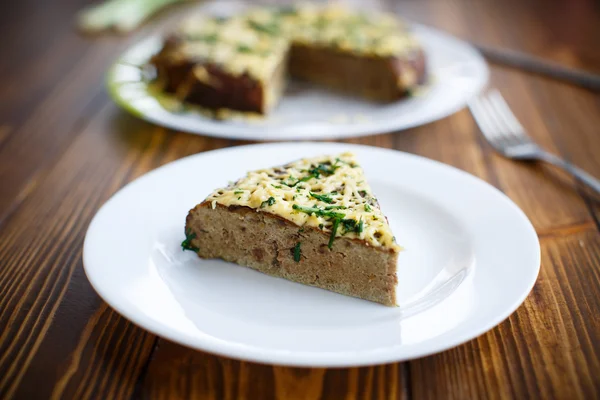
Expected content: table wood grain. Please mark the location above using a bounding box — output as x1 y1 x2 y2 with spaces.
1 0 599 399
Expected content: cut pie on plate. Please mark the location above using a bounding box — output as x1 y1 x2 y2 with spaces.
151 3 426 115
183 152 401 306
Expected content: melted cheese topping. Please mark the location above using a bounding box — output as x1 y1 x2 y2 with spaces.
168 3 422 81
176 14 288 81
286 3 420 56
205 152 400 251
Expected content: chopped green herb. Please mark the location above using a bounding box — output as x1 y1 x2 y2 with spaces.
181 229 199 252
330 191 338 195
237 44 253 53
342 219 357 232
340 218 364 234
293 242 302 262
325 205 347 210
358 190 368 197
234 190 244 194
248 20 280 35
271 184 282 189
280 175 293 186
292 204 345 219
287 162 343 188
237 197 241 200
308 162 340 178
261 197 276 208
288 175 314 187
319 223 324 230
328 219 340 249
199 33 218 43
310 192 333 203
364 204 372 212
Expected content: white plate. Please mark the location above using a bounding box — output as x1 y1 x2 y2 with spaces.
83 143 540 367
107 1 489 141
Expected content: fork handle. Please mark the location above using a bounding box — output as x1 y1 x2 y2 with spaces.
537 151 600 194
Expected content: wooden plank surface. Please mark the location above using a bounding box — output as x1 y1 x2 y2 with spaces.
0 0 599 399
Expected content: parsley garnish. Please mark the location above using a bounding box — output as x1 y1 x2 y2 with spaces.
341 218 364 234
291 204 356 249
358 190 368 198
288 175 314 187
287 161 342 187
328 219 340 249
364 204 372 212
342 219 357 232
293 242 301 262
261 197 276 208
198 34 218 43
271 184 282 189
181 229 199 252
292 204 345 219
325 205 346 210
310 192 333 203
248 20 280 35
237 44 253 53
308 162 340 178
234 190 244 194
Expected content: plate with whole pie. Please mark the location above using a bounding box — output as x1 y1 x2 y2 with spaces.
83 142 540 366
107 1 489 140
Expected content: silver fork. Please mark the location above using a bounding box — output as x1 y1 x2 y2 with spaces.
469 90 600 194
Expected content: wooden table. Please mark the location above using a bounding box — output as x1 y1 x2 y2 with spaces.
1 0 599 398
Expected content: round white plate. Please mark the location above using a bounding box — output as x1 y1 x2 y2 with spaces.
83 143 540 367
107 1 489 141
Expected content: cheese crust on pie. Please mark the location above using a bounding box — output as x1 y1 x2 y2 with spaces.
151 3 426 115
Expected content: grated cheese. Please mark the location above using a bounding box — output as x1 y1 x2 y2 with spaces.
205 152 400 251
167 3 422 82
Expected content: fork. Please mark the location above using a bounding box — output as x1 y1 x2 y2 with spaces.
469 90 600 194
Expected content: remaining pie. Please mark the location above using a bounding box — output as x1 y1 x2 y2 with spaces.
183 152 401 306
151 3 426 115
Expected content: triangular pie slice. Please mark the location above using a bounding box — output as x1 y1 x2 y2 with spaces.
183 152 401 306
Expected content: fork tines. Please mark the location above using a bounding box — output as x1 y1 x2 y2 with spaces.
469 90 532 148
